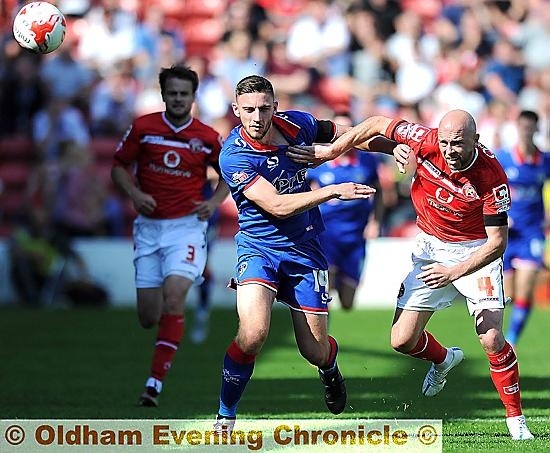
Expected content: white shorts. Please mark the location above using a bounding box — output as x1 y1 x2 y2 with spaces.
133 214 208 288
397 232 505 316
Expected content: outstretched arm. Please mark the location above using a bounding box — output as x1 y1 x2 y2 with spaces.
244 176 376 219
287 116 395 165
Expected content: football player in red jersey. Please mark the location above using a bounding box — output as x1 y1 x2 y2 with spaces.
288 110 534 440
111 65 229 407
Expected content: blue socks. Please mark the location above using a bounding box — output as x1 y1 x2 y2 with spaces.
218 341 255 418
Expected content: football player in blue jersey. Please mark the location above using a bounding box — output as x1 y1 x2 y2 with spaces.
213 75 389 432
307 113 384 310
497 110 550 347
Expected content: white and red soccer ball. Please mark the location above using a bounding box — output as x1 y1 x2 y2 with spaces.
12 2 66 54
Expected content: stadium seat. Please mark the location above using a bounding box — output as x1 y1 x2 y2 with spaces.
90 137 119 161
316 77 351 113
148 0 226 20
1 191 25 217
0 136 35 161
180 18 225 57
0 162 31 190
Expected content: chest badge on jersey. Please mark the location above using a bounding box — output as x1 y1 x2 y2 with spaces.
462 183 478 200
189 137 206 153
163 150 181 168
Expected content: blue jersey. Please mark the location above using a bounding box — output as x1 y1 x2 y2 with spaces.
307 150 379 242
220 110 335 247
496 146 550 231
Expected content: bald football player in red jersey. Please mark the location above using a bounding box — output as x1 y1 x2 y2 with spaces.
111 65 229 407
288 110 534 441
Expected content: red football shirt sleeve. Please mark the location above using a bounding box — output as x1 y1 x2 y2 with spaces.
384 118 406 140
113 122 140 166
482 180 511 216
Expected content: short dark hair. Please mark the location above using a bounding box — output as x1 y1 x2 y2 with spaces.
235 75 275 99
159 65 199 93
518 110 539 123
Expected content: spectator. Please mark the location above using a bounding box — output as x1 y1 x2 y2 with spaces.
32 95 90 161
286 0 350 78
89 62 137 136
0 52 46 136
40 33 94 107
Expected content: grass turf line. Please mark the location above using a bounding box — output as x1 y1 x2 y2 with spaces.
0 304 548 451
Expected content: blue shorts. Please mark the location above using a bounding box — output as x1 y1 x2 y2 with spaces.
319 232 366 285
234 233 331 314
503 228 546 271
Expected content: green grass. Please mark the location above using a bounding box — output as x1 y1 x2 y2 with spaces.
1 304 549 451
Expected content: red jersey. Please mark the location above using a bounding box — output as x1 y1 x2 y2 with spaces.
385 119 511 242
113 112 223 219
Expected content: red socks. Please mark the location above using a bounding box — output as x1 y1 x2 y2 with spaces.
227 340 256 364
487 342 522 417
150 314 184 381
408 330 447 364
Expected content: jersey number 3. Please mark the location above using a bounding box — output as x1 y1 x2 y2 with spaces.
186 245 195 263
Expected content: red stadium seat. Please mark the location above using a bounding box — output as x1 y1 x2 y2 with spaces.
1 191 25 217
0 162 31 189
0 136 35 161
148 0 227 20
90 137 119 162
180 18 225 57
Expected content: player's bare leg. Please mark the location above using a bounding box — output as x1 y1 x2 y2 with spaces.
337 277 357 311
215 285 274 430
391 308 464 396
475 308 533 439
291 311 347 414
137 275 192 407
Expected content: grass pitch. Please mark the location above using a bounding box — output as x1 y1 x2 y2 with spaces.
1 303 549 451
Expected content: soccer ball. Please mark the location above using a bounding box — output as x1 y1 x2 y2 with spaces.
12 2 66 54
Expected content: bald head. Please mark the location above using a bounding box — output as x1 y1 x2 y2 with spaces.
439 110 477 136
437 110 479 171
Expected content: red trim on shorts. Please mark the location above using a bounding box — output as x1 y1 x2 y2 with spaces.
239 278 278 292
279 298 329 314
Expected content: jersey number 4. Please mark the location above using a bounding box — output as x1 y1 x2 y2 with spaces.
477 276 495 297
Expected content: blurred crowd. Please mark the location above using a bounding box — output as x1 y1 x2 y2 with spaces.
0 0 549 242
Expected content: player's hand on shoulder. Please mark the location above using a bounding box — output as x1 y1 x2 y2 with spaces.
287 143 334 167
132 191 157 215
393 144 411 174
334 182 376 200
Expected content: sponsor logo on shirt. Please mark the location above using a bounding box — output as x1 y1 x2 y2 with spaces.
274 168 308 193
266 156 279 170
231 171 249 183
435 188 454 203
427 198 463 217
163 150 181 168
493 184 511 213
